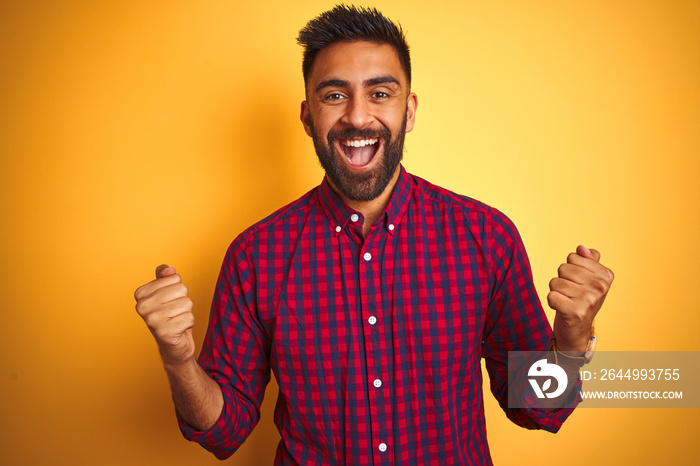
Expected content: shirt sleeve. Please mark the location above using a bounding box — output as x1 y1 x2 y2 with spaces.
178 236 272 459
481 208 581 432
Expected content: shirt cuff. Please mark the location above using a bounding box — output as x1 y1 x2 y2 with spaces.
519 375 583 433
177 381 256 460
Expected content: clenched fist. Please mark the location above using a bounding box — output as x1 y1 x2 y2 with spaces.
548 245 614 351
134 265 196 367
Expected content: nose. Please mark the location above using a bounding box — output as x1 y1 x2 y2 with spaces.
341 96 374 129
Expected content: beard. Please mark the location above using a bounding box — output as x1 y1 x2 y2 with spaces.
309 112 407 202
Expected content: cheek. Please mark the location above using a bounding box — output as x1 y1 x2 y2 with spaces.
317 108 345 130
377 111 406 132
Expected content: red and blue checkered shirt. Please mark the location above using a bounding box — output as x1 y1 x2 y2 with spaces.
180 166 576 464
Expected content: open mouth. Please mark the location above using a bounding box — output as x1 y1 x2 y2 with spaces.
337 138 381 169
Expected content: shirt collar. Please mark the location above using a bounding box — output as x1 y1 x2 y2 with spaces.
318 165 413 236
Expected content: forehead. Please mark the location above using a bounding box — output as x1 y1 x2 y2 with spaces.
308 41 406 89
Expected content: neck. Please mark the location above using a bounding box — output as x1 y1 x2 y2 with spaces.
329 166 401 238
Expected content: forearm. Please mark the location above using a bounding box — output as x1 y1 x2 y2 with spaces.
164 357 224 431
539 356 583 411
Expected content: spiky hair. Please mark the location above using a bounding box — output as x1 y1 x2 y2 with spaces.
297 5 411 88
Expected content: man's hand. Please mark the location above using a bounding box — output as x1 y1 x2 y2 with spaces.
134 265 196 367
548 245 614 351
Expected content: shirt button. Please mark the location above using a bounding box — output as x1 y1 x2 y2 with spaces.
388 223 395 231
351 213 359 222
335 226 341 233
378 442 387 452
373 378 382 388
368 315 377 325
363 252 372 261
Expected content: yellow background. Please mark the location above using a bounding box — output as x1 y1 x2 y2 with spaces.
1 0 698 464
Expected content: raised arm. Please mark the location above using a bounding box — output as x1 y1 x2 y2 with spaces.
134 264 223 431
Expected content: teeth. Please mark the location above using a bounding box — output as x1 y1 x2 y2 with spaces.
343 138 378 148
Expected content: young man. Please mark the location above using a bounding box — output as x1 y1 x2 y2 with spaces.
134 5 613 464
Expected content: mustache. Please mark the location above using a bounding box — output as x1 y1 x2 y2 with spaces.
327 126 391 144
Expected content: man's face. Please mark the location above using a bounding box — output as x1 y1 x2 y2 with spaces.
301 41 417 202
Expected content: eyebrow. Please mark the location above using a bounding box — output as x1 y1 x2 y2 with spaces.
366 76 400 87
315 75 401 93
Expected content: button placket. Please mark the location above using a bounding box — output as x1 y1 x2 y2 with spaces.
359 231 387 458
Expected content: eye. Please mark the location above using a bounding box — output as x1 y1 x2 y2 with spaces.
372 91 389 99
324 92 345 102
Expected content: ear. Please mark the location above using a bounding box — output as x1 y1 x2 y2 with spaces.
300 100 313 137
405 92 418 133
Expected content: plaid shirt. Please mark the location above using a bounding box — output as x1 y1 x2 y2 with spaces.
180 166 576 464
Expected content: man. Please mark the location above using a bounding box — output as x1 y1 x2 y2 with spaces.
134 5 613 464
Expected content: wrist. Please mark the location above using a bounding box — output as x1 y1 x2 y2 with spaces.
554 339 588 352
158 341 196 370
549 329 598 365
552 324 596 352
162 354 199 375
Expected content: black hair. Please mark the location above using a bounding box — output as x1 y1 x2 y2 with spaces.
297 4 411 88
